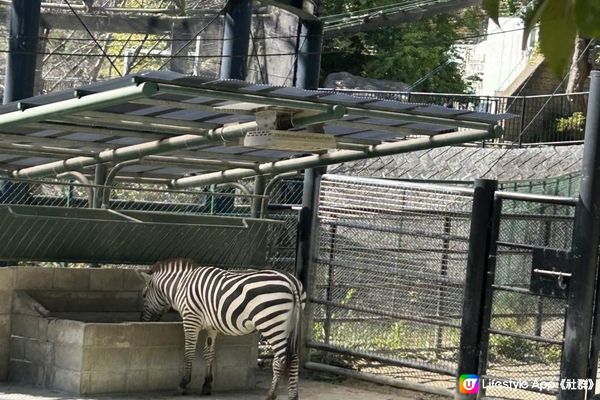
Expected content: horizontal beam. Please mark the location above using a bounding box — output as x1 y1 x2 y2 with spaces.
11 121 259 179
0 83 158 129
169 127 501 187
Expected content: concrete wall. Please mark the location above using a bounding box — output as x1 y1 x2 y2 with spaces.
1 266 258 394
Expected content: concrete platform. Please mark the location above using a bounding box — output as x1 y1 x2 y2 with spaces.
0 372 444 400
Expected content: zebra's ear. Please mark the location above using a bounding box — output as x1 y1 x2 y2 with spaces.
136 270 152 284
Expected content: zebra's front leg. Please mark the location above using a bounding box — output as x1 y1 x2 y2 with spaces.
201 329 218 395
178 320 201 395
287 353 299 400
266 354 285 400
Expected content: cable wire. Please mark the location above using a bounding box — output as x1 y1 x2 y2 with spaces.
63 0 123 77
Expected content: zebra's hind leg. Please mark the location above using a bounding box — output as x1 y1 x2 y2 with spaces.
177 320 201 395
266 354 285 400
201 329 218 395
287 353 299 400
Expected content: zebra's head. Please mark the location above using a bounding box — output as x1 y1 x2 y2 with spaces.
137 271 170 322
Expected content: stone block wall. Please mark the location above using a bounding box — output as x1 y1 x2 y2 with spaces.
1 266 258 394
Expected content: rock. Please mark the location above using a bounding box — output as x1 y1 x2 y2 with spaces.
323 71 410 91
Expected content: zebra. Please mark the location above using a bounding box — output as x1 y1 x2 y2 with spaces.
137 259 306 400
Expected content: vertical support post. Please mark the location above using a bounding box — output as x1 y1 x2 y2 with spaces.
220 0 253 80
518 96 527 147
296 166 324 366
251 174 266 218
294 19 324 90
3 0 41 104
456 179 497 400
562 70 600 400
92 163 108 209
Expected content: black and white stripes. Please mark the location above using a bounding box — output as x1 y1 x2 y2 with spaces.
139 259 306 400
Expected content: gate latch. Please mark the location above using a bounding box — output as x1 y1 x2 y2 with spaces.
530 248 571 298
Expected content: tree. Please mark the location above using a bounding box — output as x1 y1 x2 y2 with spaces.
483 0 600 77
320 2 485 93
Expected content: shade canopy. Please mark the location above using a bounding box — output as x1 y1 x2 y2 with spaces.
0 71 513 186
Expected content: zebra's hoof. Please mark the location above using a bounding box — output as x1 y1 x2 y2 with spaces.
175 386 187 395
201 384 212 395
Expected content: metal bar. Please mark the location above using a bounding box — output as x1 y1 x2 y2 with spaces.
170 128 500 187
476 196 502 399
304 362 453 398
92 163 108 209
261 171 302 217
11 121 259 179
250 174 265 218
323 218 337 344
0 83 158 128
56 171 92 205
324 174 475 196
102 159 139 208
220 0 252 80
487 327 564 345
307 342 456 377
456 179 497 400
3 0 41 104
295 20 323 90
496 190 578 206
565 70 600 400
435 216 452 353
311 298 460 329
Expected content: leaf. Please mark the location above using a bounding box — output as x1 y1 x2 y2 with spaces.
575 0 600 38
539 0 577 77
522 0 550 49
482 0 500 25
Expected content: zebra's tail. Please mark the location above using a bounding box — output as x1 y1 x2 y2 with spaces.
285 281 302 371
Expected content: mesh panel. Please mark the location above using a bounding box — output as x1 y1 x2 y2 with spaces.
310 174 473 392
481 197 574 400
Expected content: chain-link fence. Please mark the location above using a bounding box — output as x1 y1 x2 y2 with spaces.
479 194 575 400
307 174 474 394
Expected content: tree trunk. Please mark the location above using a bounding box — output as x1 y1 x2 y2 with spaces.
566 37 591 113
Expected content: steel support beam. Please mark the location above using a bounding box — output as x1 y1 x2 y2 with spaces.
250 174 266 218
0 82 158 129
220 0 253 80
3 0 41 104
294 20 323 90
11 121 259 179
169 127 500 188
560 70 600 400
456 179 497 400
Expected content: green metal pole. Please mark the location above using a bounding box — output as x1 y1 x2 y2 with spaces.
170 126 501 188
0 82 158 129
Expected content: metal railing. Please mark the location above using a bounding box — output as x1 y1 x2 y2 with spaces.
320 89 589 146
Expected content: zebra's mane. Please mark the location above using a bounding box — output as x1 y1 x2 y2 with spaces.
150 259 196 274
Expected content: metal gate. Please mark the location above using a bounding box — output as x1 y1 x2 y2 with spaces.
476 191 576 400
305 174 475 395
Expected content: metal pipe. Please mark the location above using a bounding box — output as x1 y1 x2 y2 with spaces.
294 20 323 90
291 105 346 127
3 0 41 104
0 82 158 128
250 175 266 218
12 121 259 179
156 84 493 130
170 127 501 188
56 171 93 205
261 171 302 217
220 0 253 80
305 362 453 398
101 159 140 208
562 70 600 400
216 182 251 196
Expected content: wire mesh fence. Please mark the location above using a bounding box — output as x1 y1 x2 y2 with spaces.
308 174 474 393
480 196 575 400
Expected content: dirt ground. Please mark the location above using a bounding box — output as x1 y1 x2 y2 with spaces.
0 372 447 400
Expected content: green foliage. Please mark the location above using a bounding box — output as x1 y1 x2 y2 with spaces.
484 0 600 78
321 3 486 93
556 112 586 140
